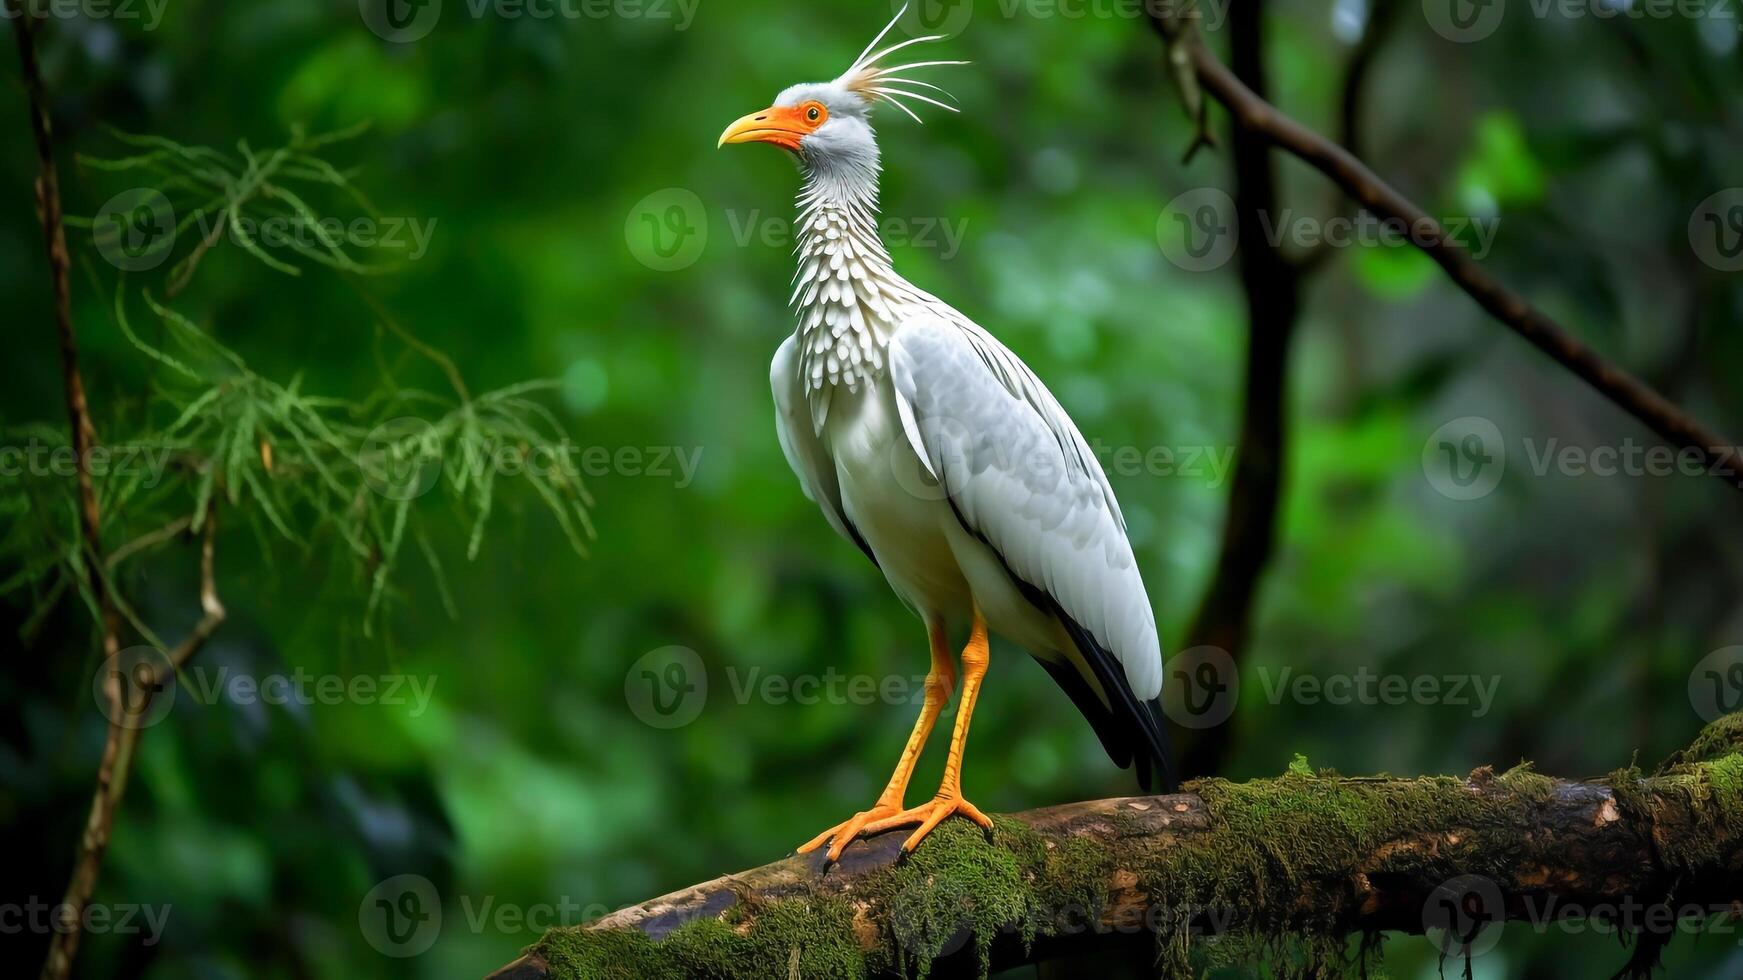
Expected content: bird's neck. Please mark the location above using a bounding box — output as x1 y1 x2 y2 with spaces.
790 160 915 401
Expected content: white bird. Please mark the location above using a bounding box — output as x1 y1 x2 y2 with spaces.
719 6 1173 862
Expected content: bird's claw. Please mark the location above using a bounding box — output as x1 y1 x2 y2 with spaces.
797 802 904 863
860 794 992 855
798 794 991 862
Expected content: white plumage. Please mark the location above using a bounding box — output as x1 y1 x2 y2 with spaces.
725 5 1172 860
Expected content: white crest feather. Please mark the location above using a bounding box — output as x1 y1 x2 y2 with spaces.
835 4 967 123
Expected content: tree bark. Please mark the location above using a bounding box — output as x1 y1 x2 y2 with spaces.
488 715 1743 980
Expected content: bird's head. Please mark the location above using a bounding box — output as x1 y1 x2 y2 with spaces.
717 5 964 175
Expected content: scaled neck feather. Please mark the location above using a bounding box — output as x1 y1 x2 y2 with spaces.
790 152 918 427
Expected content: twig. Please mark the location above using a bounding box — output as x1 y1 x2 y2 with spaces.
1145 6 1743 493
7 2 120 651
166 507 225 671
164 210 226 299
8 13 228 979
8 10 133 979
105 514 194 569
352 279 472 403
39 504 223 980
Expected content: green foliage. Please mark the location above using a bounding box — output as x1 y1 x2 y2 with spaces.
5 4 1741 979
2 130 592 646
67 124 398 292
1455 112 1548 214
1351 240 1436 301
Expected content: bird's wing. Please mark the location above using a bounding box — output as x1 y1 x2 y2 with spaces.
771 333 877 565
888 314 1172 789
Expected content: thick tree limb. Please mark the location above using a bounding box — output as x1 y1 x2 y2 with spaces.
1144 6 1743 493
490 715 1743 979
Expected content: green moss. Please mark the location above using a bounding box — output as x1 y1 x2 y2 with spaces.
1631 749 1743 874
1660 713 1743 770
536 716 1743 980
1494 762 1557 803
538 894 867 980
1180 773 1535 936
869 819 1031 976
537 819 1070 980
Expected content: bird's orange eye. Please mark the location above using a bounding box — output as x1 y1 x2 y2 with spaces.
804 102 826 125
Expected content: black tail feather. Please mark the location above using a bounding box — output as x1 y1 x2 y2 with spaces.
1042 601 1177 794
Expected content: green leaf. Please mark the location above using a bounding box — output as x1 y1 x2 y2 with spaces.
1455 111 1546 213
1352 241 1437 301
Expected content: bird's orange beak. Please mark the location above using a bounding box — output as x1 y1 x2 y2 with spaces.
717 106 811 152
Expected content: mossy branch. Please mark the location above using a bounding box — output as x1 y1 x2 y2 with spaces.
490 715 1743 980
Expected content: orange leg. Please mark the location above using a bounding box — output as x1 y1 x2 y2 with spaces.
858 606 993 853
798 618 957 862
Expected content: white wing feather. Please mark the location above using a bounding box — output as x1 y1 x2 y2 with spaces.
771 334 863 554
887 315 1161 699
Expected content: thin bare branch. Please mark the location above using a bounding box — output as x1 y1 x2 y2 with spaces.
1145 4 1743 492
105 515 194 570
7 2 120 651
8 9 137 979
166 507 224 671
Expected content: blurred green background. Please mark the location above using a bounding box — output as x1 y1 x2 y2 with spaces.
5 0 1743 977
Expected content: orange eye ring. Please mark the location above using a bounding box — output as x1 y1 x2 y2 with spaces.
802 101 827 126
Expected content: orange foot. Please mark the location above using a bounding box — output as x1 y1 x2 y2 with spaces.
859 793 993 854
797 803 905 862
